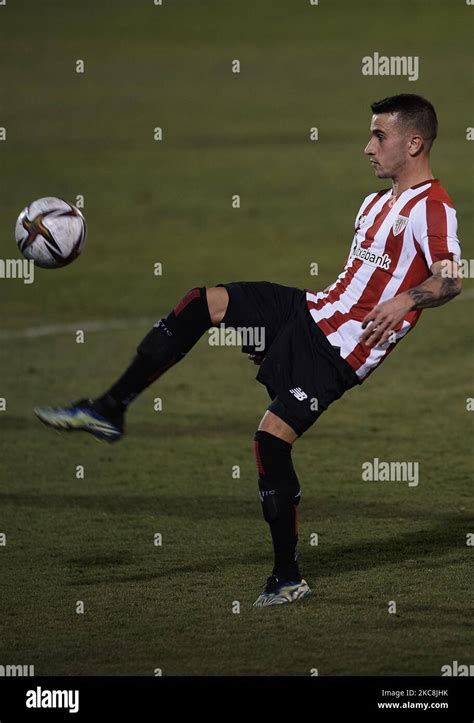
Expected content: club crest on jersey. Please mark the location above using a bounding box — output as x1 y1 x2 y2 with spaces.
392 215 409 236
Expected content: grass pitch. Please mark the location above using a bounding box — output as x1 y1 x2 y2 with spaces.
0 0 472 675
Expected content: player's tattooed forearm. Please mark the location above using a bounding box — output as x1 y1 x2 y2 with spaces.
408 275 461 310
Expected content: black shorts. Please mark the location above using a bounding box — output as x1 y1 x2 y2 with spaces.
217 280 360 436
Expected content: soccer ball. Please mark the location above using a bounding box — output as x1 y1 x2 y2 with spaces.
15 197 87 269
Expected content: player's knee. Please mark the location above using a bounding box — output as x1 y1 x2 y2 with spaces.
137 286 211 362
254 430 301 523
172 287 207 317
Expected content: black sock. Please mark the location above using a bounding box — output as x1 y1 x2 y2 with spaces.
254 430 301 581
269 499 300 581
97 287 212 409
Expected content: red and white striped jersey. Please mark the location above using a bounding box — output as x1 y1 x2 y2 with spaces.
306 179 461 381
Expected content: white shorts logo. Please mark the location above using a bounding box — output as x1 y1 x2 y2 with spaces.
289 387 308 401
392 215 409 236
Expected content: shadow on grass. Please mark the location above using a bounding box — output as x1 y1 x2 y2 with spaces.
1 414 260 438
0 491 469 521
0 492 469 586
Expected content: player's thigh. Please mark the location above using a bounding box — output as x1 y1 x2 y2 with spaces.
214 281 305 343
206 286 229 325
257 410 299 445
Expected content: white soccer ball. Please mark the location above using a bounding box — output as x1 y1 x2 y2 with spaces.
15 196 87 269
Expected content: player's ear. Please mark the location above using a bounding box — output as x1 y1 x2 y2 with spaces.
407 134 424 156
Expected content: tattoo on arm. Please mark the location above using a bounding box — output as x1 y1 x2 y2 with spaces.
408 275 461 310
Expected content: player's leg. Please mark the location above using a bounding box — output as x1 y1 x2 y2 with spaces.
257 409 298 444
251 301 361 606
252 410 312 607
34 286 228 441
96 286 227 407
34 281 306 441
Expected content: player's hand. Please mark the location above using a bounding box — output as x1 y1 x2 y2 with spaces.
248 353 265 365
360 294 413 348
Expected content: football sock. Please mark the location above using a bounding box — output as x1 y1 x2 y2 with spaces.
97 287 212 409
254 430 301 581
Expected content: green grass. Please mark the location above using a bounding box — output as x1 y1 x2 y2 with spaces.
0 0 472 676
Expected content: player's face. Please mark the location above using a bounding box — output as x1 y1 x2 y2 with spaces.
364 113 410 179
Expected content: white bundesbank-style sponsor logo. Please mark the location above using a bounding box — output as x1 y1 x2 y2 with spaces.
290 387 308 401
392 215 409 236
351 244 391 271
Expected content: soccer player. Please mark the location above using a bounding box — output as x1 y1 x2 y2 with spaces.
35 94 462 607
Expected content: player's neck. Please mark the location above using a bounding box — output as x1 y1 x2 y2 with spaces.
391 166 434 198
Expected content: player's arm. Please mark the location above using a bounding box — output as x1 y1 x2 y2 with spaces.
406 259 462 309
360 259 462 348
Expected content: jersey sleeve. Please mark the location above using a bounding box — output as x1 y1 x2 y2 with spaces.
411 197 461 269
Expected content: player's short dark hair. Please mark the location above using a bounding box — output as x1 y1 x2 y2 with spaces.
370 94 438 148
